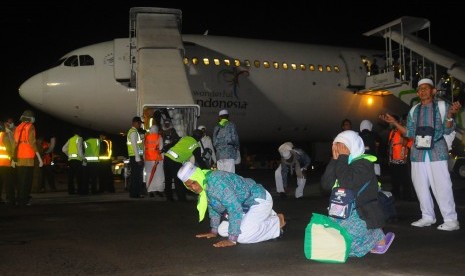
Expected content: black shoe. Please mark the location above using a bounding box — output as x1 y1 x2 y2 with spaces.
149 192 155 198
155 191 164 198
279 192 287 199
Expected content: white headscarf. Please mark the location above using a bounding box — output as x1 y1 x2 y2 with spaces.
360 119 373 132
333 130 365 161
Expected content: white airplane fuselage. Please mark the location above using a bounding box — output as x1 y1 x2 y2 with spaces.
19 35 409 144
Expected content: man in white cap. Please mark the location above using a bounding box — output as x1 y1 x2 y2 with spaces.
379 78 461 231
177 162 286 247
197 125 216 168
212 109 240 173
275 142 311 199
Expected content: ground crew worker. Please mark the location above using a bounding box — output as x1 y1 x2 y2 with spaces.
62 128 84 195
98 133 114 193
127 116 144 198
84 137 100 194
39 137 56 192
3 118 16 205
13 110 43 206
0 123 14 203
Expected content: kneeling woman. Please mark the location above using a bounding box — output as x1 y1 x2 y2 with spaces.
177 162 286 248
321 130 395 256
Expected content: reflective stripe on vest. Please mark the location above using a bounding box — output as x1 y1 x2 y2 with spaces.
127 128 143 156
0 132 11 166
68 135 82 161
99 139 112 160
84 138 100 162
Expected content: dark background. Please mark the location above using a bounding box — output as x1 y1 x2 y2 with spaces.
2 2 463 156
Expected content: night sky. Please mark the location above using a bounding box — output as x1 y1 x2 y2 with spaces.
2 2 464 153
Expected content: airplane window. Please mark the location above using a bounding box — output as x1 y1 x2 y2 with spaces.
291 64 297 70
244 60 251 67
273 62 279 69
318 65 323 72
183 58 189 65
263 61 270 68
300 64 306 71
334 66 340 72
79 55 94 66
192 58 199 65
326 65 332 72
234 59 241 67
254 60 260 68
64 55 79 67
224 59 231 66
282 63 288 70
309 64 315 71
203 58 210 65
214 59 220 66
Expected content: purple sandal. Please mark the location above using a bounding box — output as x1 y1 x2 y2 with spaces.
371 232 395 254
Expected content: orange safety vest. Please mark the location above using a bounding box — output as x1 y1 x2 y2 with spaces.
14 122 35 159
388 129 413 164
42 140 52 165
144 133 162 161
0 132 11 166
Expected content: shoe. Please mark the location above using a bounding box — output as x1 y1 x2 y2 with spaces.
437 221 460 231
411 218 436 227
155 191 164 198
149 192 155 198
371 232 395 254
279 192 287 199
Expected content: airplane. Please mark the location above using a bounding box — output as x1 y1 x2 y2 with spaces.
18 8 419 162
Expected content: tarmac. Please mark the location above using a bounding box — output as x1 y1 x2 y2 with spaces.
1 167 465 276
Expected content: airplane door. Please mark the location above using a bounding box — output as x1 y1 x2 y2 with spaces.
340 51 367 90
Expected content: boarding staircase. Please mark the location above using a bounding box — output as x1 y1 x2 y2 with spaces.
360 16 465 146
129 7 199 136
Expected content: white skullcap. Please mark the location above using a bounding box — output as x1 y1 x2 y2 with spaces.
278 142 294 159
219 109 229 116
417 78 434 88
360 119 373 132
333 130 365 159
197 125 206 130
177 162 197 182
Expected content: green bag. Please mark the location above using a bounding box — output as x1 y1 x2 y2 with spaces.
304 213 352 263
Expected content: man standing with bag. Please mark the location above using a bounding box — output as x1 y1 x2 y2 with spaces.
379 78 461 231
213 109 240 173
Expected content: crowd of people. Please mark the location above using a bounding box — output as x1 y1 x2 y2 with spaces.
0 78 461 257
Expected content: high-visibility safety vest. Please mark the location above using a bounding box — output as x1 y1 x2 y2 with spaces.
42 140 52 166
99 139 112 160
67 135 83 161
0 132 11 166
126 127 143 157
84 138 100 162
14 122 35 159
165 136 199 163
388 129 413 164
144 133 162 161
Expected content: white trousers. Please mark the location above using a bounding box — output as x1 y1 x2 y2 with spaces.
411 158 457 222
217 159 235 173
275 164 306 198
217 191 281 243
144 160 165 192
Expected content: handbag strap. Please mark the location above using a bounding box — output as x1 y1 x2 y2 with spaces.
356 181 370 197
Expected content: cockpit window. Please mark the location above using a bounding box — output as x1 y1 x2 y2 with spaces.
79 55 94 66
64 55 79 67
52 58 66 68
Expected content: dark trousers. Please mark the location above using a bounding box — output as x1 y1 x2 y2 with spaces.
40 164 56 191
83 162 99 194
163 158 186 201
389 162 415 200
98 160 114 192
0 166 14 202
68 160 83 194
16 166 33 205
129 157 144 198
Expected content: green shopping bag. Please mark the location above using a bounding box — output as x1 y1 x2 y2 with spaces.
304 213 352 263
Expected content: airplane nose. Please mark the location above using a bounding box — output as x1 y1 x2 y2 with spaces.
19 73 44 106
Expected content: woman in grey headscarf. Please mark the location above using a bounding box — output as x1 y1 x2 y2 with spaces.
321 130 395 256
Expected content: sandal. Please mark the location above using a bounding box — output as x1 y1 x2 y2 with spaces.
370 232 395 254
